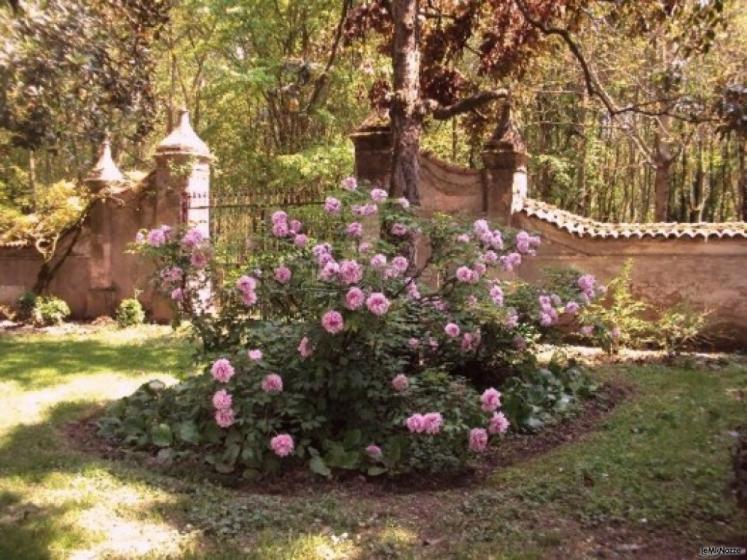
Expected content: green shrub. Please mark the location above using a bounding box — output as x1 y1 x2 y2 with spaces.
16 291 37 320
32 296 71 326
100 179 600 478
655 304 709 355
116 297 145 328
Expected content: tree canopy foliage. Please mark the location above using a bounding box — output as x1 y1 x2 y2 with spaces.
0 0 745 234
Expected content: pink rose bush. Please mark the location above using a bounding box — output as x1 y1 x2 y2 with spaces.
107 178 600 478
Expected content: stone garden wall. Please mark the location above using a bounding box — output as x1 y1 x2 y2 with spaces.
0 110 210 321
351 119 747 348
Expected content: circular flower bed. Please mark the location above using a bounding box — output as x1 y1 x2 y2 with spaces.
100 177 601 477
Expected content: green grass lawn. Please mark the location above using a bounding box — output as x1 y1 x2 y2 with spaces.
0 326 745 559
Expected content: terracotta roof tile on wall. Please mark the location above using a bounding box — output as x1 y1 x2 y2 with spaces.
521 198 747 239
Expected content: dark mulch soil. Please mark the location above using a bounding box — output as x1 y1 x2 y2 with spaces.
63 379 632 497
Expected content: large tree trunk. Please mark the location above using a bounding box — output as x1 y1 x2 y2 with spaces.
389 0 422 204
740 139 747 222
653 125 675 222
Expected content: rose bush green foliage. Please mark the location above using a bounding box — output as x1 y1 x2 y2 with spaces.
115 297 145 328
99 178 599 477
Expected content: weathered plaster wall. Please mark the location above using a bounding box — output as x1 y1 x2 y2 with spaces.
352 122 747 348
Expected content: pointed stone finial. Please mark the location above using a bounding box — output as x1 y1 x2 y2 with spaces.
156 109 211 157
87 138 124 184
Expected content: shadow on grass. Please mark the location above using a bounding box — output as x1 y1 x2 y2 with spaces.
0 333 194 389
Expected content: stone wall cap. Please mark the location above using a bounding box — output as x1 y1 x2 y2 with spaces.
87 140 124 183
521 198 747 240
156 110 211 157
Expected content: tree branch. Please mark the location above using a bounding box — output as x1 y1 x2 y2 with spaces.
428 89 509 120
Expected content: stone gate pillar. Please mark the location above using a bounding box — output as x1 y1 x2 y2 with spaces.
152 109 212 320
481 103 528 226
154 109 212 238
84 139 125 317
350 120 392 189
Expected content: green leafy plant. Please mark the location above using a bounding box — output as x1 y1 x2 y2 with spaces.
32 296 71 326
100 178 599 478
501 355 598 433
579 260 651 353
655 304 709 355
116 297 145 328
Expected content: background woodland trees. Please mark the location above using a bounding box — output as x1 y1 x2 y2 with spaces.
0 0 745 238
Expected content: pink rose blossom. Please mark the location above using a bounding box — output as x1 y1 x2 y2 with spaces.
190 251 208 269
272 221 289 237
366 444 383 460
236 275 257 293
241 290 258 306
319 261 340 282
346 222 363 238
505 309 519 329
444 322 460 338
457 233 471 243
345 287 365 310
181 228 204 250
170 288 184 301
482 250 498 264
429 337 439 350
499 252 522 272
513 335 527 350
391 223 408 237
362 203 378 216
324 196 342 214
215 408 235 428
370 188 388 202
270 434 294 457
212 389 233 410
474 262 487 276
456 266 473 283
396 197 410 209
461 331 481 352
366 292 391 316
358 241 372 253
370 254 387 269
298 336 313 358
211 358 235 383
406 281 421 300
289 219 303 234
294 234 308 248
489 411 510 434
405 413 425 433
339 260 363 285
407 338 420 349
580 325 594 336
341 176 358 191
392 374 409 392
565 301 580 315
321 310 344 334
271 210 287 225
274 265 292 284
480 388 502 412
161 266 184 284
261 373 283 393
146 228 166 247
135 231 145 244
248 349 263 361
473 219 490 235
391 256 408 273
423 412 443 434
469 427 488 452
490 285 504 306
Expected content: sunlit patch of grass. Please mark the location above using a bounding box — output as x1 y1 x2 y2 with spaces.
1 327 746 559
